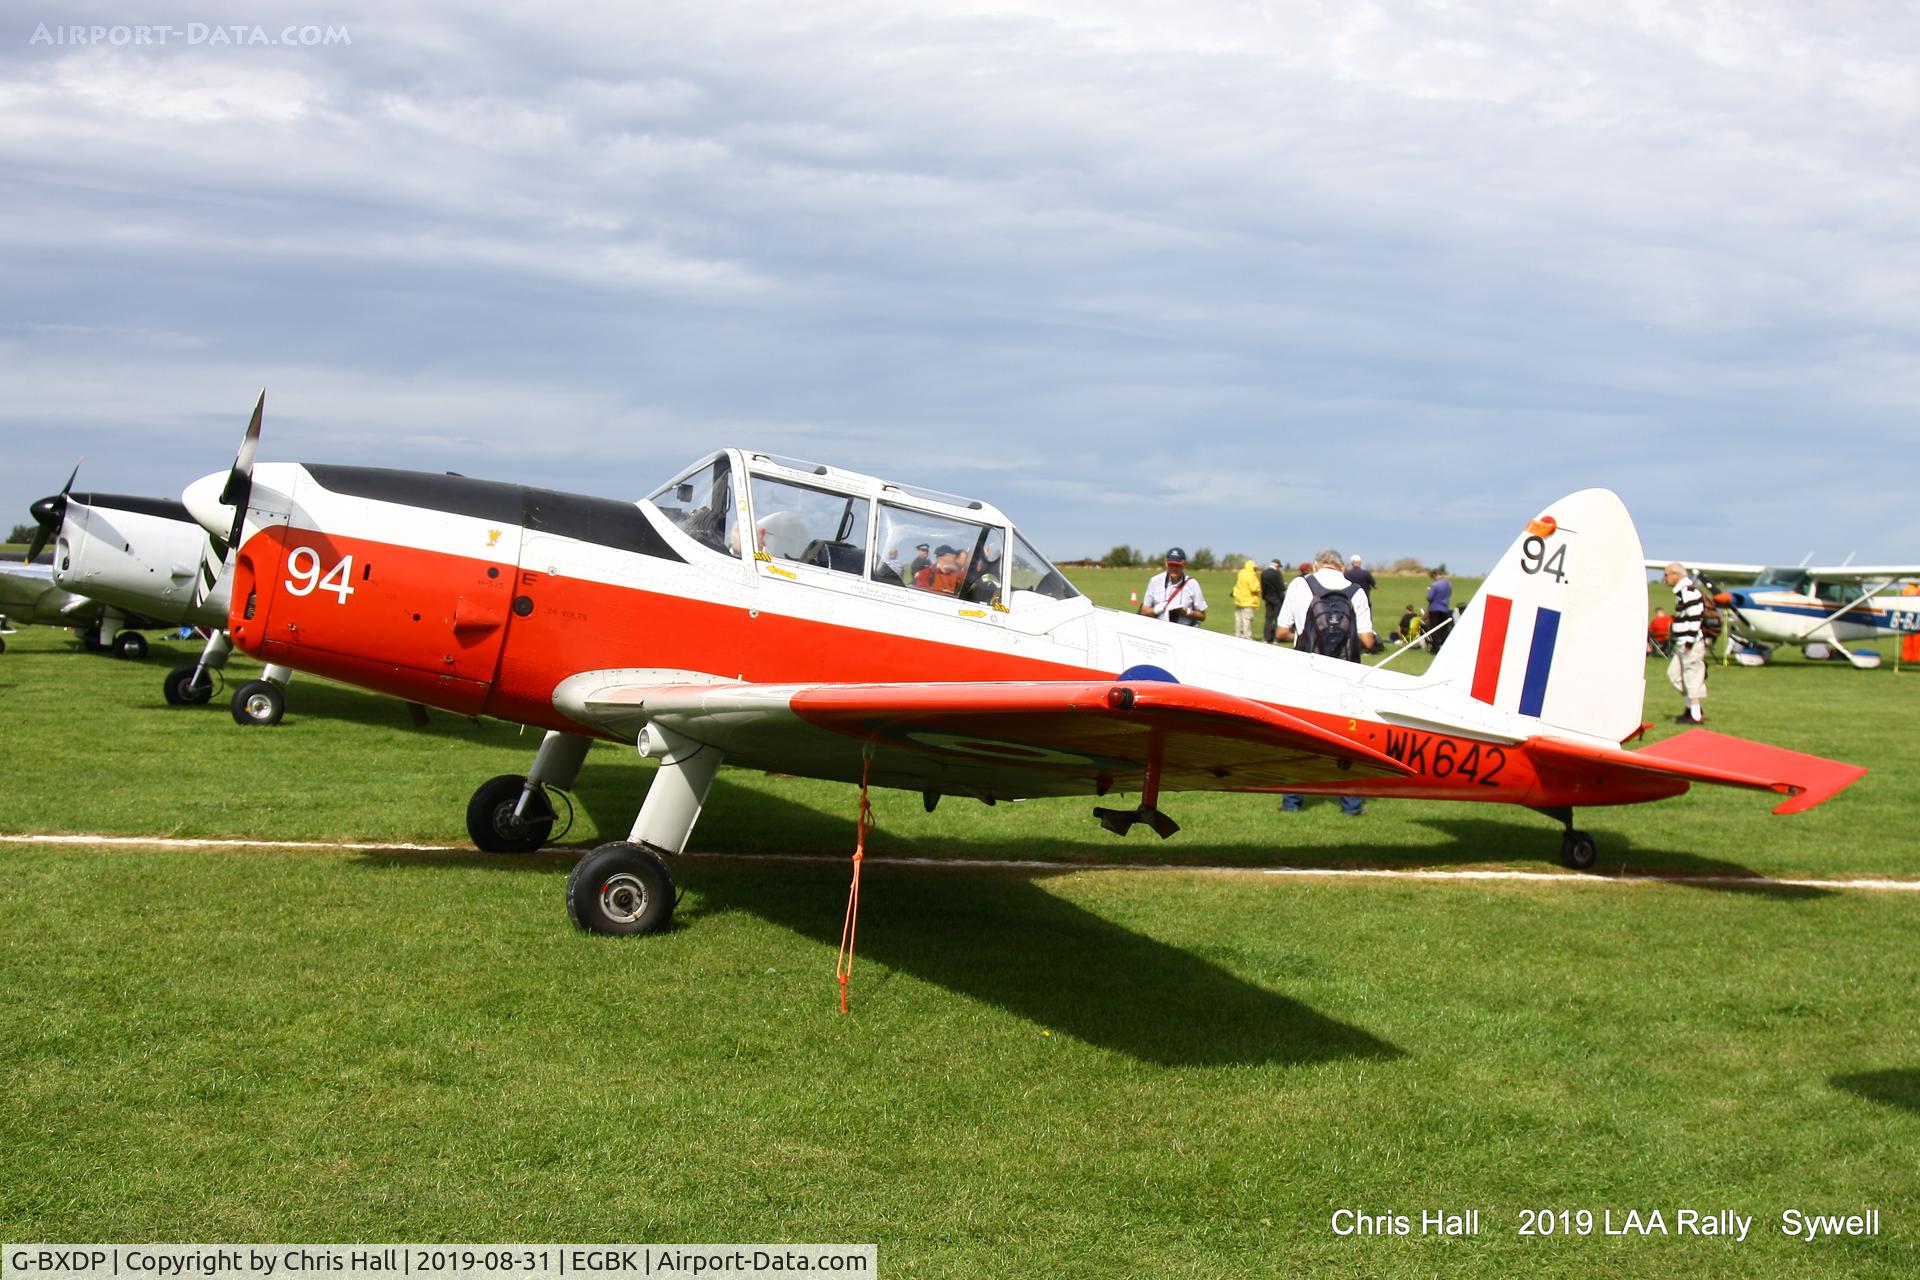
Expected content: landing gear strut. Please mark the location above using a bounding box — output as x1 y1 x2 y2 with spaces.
229 663 294 725
1092 727 1181 838
566 843 676 935
1534 805 1599 870
467 774 555 852
230 680 285 725
163 665 215 705
468 730 593 854
564 723 721 936
164 630 232 707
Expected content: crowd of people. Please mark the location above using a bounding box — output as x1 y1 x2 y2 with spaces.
1139 549 1458 657
1138 546 1439 817
1135 550 1720 786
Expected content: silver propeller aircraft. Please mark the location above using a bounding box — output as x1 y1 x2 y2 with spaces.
17 408 302 722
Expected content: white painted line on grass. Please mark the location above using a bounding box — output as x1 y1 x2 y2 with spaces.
3 832 1918 894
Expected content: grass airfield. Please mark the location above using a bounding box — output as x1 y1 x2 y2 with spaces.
1 597 1917 1276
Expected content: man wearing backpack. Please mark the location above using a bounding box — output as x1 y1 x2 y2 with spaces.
1274 548 1376 815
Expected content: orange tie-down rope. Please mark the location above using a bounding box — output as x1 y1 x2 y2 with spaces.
836 751 875 1014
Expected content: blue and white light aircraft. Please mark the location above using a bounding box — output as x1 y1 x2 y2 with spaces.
1651 560 1920 669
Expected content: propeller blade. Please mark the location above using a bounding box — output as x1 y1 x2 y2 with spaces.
23 461 80 562
220 391 265 555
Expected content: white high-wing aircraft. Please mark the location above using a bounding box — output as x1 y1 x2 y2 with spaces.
1651 560 1920 669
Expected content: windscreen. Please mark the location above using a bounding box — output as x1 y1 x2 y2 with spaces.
1009 531 1081 602
646 455 738 556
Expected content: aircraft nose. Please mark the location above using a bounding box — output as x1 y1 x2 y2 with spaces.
181 471 233 539
1713 592 1734 605
28 494 62 524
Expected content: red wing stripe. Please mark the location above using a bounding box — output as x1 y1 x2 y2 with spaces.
1471 595 1513 704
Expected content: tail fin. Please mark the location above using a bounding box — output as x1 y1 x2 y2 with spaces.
1427 488 1648 743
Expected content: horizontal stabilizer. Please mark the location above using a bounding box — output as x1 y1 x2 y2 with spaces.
1533 729 1865 815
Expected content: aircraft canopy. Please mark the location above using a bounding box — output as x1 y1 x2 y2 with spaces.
644 449 1081 610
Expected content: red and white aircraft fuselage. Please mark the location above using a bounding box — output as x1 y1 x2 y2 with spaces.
185 447 1863 935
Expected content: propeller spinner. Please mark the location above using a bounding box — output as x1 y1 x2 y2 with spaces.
24 462 80 562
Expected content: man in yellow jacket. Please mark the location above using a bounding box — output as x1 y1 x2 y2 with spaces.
1232 559 1262 640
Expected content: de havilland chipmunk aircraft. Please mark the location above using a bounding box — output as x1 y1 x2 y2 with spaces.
19 426 303 721
179 413 1866 939
1653 559 1920 669
5 464 190 660
0 551 160 656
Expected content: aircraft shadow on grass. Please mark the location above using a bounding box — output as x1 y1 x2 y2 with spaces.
1830 1069 1920 1115
685 860 1403 1069
566 765 1833 901
1325 815 1834 900
357 769 1402 1069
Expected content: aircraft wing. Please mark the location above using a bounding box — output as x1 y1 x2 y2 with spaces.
557 676 1415 799
1646 558 1920 582
1529 729 1865 815
1644 558 1766 576
1790 564 1920 582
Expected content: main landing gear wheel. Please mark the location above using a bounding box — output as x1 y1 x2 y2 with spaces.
567 842 676 936
163 664 214 706
466 774 555 854
231 679 286 726
112 630 148 660
1560 829 1598 871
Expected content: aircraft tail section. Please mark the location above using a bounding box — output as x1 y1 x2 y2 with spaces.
1527 729 1865 814
1425 488 1648 743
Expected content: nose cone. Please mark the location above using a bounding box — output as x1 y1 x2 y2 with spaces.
182 471 234 539
28 493 62 526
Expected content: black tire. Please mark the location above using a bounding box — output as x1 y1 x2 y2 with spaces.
465 773 553 853
1560 829 1599 871
163 664 214 706
113 630 148 660
0 635 6 655
230 679 286 726
567 842 676 936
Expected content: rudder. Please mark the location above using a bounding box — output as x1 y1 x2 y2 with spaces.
1427 489 1648 743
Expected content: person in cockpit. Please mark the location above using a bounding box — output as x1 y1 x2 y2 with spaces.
915 545 965 595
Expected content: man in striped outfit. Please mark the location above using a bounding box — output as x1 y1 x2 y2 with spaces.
1663 562 1709 724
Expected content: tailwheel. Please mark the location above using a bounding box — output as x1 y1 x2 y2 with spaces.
163 663 214 706
465 773 554 854
566 842 676 936
1560 829 1598 871
230 679 286 726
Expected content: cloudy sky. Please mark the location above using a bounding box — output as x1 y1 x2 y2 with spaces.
5 0 1916 569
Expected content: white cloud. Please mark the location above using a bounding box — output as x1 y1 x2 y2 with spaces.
1 0 1915 565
